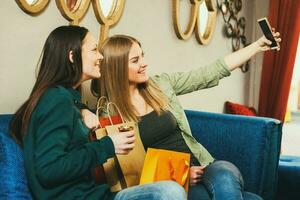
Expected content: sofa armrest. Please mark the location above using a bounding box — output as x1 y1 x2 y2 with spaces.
185 110 282 200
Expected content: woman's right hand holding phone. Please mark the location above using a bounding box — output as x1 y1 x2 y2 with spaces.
108 131 135 155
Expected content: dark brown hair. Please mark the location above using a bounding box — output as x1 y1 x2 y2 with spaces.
10 25 88 146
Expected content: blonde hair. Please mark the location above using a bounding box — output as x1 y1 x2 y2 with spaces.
91 35 168 122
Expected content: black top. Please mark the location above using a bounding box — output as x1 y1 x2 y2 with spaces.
138 110 200 166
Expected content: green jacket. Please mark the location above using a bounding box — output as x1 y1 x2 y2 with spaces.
151 58 231 166
23 86 116 200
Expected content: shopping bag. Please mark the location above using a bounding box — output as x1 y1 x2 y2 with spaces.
89 97 110 184
139 148 190 193
94 100 146 192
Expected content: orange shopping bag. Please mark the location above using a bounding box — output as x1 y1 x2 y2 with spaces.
139 148 190 193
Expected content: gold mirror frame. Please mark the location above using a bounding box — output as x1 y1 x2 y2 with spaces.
92 0 125 45
56 0 91 25
15 0 50 15
172 0 217 45
195 0 217 44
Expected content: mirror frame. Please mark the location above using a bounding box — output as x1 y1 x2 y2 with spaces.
195 0 217 45
15 0 50 15
55 0 91 25
172 0 217 45
92 0 125 44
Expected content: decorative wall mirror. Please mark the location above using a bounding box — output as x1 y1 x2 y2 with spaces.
172 0 217 45
15 0 50 15
56 0 91 25
92 0 125 45
216 0 249 72
195 0 217 44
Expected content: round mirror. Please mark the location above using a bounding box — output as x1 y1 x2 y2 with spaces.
16 0 50 15
25 0 38 5
99 0 115 17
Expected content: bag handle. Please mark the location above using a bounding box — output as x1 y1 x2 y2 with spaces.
94 96 109 129
168 157 190 186
106 102 125 124
96 96 109 119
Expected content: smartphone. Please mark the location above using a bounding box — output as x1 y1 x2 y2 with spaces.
257 17 279 49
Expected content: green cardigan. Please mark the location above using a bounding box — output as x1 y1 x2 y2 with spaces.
23 86 116 200
151 58 231 166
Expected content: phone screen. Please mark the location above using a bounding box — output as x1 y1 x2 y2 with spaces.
258 18 278 48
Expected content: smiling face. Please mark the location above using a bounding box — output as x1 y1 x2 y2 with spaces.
128 42 149 85
81 32 103 81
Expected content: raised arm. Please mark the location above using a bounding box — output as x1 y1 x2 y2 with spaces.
224 30 281 71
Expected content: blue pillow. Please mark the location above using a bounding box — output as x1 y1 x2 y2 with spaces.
0 115 32 200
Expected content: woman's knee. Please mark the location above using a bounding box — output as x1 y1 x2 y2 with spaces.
115 181 186 200
204 160 244 187
155 181 186 200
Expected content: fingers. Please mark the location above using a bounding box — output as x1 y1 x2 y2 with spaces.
262 36 272 45
189 166 204 185
261 46 271 51
110 130 136 155
122 130 135 138
271 28 281 50
190 177 201 186
199 165 207 170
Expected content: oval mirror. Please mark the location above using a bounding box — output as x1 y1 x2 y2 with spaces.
92 0 125 44
56 0 90 25
99 0 115 17
16 0 50 15
66 0 80 12
195 0 217 45
198 2 209 37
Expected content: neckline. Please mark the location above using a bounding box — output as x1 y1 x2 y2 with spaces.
140 110 156 118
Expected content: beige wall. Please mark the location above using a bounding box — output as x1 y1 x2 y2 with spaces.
0 0 263 114
248 0 270 109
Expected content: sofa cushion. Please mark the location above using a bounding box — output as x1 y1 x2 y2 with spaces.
0 115 32 199
225 101 257 116
278 155 300 199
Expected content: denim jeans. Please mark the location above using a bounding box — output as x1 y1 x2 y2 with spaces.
114 181 186 200
188 160 263 200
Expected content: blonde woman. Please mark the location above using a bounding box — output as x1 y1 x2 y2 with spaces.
90 32 281 200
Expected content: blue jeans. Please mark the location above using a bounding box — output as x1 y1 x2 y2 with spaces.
188 161 263 200
114 181 186 200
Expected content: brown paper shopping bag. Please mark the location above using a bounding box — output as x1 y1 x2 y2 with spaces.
139 148 190 193
89 97 109 184
94 100 146 192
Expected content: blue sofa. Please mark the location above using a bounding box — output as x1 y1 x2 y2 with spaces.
0 110 282 200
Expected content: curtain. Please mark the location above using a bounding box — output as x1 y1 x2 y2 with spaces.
258 0 300 121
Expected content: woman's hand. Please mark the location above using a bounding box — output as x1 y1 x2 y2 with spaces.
224 28 281 71
254 28 281 52
189 165 206 186
109 131 136 155
81 109 100 130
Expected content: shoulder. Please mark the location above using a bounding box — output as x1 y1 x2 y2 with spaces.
150 73 171 83
39 86 73 106
149 76 175 99
35 86 74 116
